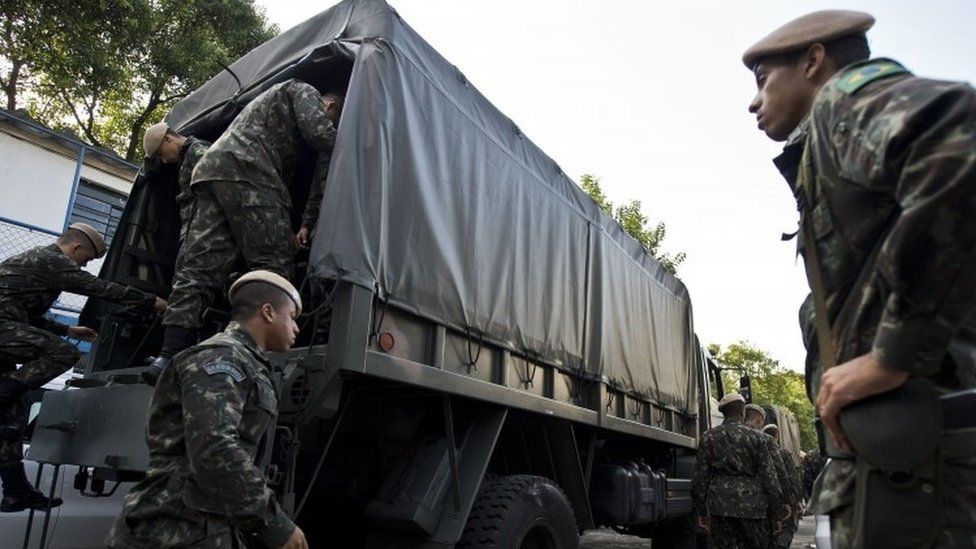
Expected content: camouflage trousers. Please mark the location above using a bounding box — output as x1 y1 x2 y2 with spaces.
827 457 976 548
106 515 241 548
710 516 769 549
0 320 80 465
773 513 798 548
164 180 295 331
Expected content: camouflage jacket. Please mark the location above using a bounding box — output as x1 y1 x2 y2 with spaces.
0 244 155 335
801 448 826 500
106 323 294 548
777 446 801 505
693 418 783 519
301 130 337 230
191 79 336 216
775 58 976 514
176 136 210 234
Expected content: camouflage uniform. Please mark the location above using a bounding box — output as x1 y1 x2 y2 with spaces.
775 58 976 547
0 244 156 465
694 418 783 549
106 322 294 548
163 79 336 332
801 448 826 500
772 446 801 549
175 137 211 250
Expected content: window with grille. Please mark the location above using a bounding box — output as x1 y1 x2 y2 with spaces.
69 179 126 245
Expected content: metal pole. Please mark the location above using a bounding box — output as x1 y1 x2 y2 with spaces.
22 463 44 549
38 464 60 549
63 145 86 231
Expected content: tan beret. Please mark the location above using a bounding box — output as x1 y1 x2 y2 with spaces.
718 392 745 410
762 423 779 434
745 403 766 419
67 222 107 258
742 10 875 68
143 122 169 157
229 270 302 316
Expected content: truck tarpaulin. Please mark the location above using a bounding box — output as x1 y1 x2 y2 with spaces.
166 0 699 415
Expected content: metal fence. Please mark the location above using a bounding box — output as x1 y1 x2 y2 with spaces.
0 217 87 313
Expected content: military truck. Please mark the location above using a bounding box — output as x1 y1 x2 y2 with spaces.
19 1 726 547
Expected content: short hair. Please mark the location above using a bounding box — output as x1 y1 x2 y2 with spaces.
824 34 871 70
722 400 745 418
57 228 96 255
230 281 293 321
165 128 181 138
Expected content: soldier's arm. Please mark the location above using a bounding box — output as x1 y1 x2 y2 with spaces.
300 142 334 231
180 358 296 548
33 315 70 336
692 434 710 515
866 83 976 375
757 443 783 519
291 82 337 152
52 256 156 311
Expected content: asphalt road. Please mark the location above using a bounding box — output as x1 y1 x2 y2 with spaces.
579 516 818 548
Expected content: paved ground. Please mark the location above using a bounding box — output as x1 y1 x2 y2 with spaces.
579 516 818 548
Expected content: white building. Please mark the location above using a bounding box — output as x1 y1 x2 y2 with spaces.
0 109 138 317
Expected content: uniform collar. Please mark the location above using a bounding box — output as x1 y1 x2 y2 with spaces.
772 116 810 194
178 137 195 163
225 321 268 362
722 417 743 425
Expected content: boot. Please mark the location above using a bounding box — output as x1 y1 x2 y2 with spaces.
140 356 170 387
0 462 63 513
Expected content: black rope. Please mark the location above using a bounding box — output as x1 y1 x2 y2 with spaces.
368 293 388 344
465 327 484 371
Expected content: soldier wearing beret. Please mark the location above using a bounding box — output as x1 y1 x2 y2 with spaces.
107 270 307 549
144 80 344 386
743 404 795 542
0 223 165 512
693 393 783 548
744 9 976 547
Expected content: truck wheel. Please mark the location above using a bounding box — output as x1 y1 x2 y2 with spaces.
457 474 579 549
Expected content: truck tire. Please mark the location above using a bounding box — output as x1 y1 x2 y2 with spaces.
457 474 579 549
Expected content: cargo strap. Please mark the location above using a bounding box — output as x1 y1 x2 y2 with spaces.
942 428 976 461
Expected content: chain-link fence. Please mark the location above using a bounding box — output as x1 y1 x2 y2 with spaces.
0 217 87 313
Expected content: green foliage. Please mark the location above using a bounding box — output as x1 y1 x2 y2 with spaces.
711 340 817 451
578 174 687 275
2 0 277 160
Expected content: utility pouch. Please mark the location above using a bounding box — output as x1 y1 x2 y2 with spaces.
842 379 944 548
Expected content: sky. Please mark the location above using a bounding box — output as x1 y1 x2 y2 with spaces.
256 0 976 372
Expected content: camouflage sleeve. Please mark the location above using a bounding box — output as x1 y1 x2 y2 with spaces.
290 81 337 152
300 138 335 230
52 256 156 311
692 433 711 515
180 360 296 547
756 440 783 519
34 315 69 336
867 83 976 375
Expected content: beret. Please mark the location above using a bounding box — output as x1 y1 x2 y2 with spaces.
718 392 746 410
143 122 169 157
762 423 780 434
745 404 766 419
743 10 874 68
229 270 303 316
67 222 107 258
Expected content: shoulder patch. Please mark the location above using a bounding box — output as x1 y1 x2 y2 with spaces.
202 360 246 382
835 61 909 94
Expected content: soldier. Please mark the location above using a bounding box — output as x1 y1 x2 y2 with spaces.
0 223 165 512
763 423 802 549
142 122 211 249
800 448 826 500
106 270 307 549
743 9 976 547
694 393 783 549
743 404 794 536
144 81 343 385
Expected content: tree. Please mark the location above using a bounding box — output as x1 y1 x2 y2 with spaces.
2 0 277 160
710 340 817 451
579 174 687 275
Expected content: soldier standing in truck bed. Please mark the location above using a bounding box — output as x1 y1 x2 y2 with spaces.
107 271 307 549
694 393 783 549
0 223 165 512
744 9 976 547
143 80 343 385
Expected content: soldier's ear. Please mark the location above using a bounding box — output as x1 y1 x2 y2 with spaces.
259 302 276 324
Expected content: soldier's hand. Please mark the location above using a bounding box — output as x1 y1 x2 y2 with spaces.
816 352 908 451
67 325 98 342
295 227 311 250
781 503 792 520
154 297 168 315
697 515 710 532
772 520 783 535
280 526 308 549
